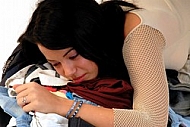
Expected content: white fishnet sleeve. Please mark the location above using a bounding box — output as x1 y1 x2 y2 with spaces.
113 25 169 127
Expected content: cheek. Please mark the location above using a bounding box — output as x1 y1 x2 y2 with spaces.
83 60 98 77
91 63 98 77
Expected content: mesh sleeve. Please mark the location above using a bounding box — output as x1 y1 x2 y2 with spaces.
113 25 169 127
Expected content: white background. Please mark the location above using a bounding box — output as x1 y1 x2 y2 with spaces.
0 0 38 79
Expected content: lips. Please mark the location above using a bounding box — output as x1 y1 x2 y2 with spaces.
73 74 86 83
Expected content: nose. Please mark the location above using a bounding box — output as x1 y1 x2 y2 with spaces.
61 62 76 78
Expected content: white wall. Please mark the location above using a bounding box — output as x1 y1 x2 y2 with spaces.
0 0 38 79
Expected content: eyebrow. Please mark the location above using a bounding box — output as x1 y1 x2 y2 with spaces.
63 48 74 57
47 48 74 62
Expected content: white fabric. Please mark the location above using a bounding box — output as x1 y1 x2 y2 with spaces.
5 63 69 88
38 70 70 86
30 112 68 127
6 117 16 127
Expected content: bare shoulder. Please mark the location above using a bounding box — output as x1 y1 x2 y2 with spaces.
124 12 141 37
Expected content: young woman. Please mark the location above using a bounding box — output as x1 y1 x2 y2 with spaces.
13 0 190 126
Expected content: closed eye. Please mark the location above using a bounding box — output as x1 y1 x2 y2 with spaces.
69 53 79 60
52 62 60 67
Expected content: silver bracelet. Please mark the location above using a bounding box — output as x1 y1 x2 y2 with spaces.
71 101 83 118
65 100 77 118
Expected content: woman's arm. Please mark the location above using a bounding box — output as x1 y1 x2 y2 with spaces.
14 83 114 127
120 24 169 126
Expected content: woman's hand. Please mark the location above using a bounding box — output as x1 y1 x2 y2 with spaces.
13 82 63 113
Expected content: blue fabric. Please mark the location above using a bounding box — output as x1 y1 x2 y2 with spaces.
169 106 190 127
66 91 73 100
0 86 32 127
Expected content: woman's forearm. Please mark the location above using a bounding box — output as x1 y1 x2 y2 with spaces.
57 98 114 127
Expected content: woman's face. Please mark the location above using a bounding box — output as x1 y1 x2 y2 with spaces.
37 44 98 83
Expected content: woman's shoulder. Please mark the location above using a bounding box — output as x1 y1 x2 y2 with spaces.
124 12 141 38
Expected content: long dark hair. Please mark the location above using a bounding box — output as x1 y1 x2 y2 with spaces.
18 0 138 82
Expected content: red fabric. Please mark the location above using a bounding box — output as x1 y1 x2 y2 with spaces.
62 78 133 109
45 86 57 92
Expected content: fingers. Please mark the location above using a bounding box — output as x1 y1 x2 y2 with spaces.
14 83 36 111
14 84 28 95
12 84 21 89
17 94 29 107
14 82 38 99
22 96 27 105
21 96 30 107
20 96 34 112
13 84 27 107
